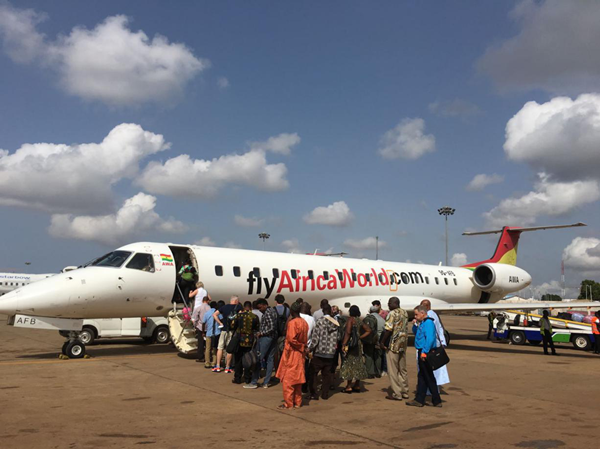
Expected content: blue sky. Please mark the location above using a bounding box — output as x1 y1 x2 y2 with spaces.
1 1 599 298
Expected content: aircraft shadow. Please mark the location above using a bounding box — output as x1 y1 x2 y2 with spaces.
16 341 177 360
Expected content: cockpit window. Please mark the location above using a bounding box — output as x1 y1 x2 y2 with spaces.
126 253 155 272
89 251 132 268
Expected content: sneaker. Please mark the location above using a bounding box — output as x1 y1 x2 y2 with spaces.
262 383 271 389
232 379 242 384
405 400 424 407
381 371 388 377
224 368 233 374
243 384 258 389
401 393 410 400
212 367 222 373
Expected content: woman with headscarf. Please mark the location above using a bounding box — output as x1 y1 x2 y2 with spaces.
340 305 370 393
276 302 309 409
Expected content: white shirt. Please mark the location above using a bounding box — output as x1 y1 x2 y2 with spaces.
300 313 316 346
193 287 208 309
313 309 324 322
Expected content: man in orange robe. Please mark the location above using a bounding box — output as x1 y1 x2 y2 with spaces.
276 302 309 409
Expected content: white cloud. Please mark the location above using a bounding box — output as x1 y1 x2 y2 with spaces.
477 1 600 94
0 2 46 63
234 215 264 227
250 133 301 156
466 174 504 191
428 99 481 118
483 174 600 228
195 237 216 247
563 237 600 273
303 201 353 227
343 237 388 251
137 147 289 198
450 253 468 267
49 193 186 245
281 238 303 254
224 241 242 249
0 6 208 105
505 94 600 181
378 118 436 160
217 77 229 89
0 123 168 214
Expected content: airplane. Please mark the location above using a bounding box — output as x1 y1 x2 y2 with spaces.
1 223 598 358
0 272 54 296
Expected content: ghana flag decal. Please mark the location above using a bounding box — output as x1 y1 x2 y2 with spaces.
160 254 173 262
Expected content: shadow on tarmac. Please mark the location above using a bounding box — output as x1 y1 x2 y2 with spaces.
448 342 595 359
16 340 177 360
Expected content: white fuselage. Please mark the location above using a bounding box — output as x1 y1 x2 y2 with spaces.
0 273 53 296
0 242 532 319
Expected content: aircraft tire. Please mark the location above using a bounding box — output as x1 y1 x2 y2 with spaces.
509 330 526 345
61 341 69 355
78 328 95 345
65 340 86 359
154 326 170 344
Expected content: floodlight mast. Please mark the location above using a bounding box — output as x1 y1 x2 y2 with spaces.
258 233 270 250
437 206 455 266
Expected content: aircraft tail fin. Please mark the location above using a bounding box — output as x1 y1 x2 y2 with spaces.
461 223 586 269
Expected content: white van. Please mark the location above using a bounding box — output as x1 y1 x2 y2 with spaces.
59 317 170 345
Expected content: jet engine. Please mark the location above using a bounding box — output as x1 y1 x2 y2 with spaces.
472 263 531 294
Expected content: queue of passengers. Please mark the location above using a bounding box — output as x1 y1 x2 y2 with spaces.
189 282 450 409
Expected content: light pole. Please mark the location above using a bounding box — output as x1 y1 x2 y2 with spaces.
258 233 270 250
437 206 455 266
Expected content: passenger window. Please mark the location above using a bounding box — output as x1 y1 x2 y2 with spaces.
352 273 357 282
308 270 314 280
365 273 370 282
444 278 448 285
272 268 279 278
435 277 439 285
453 278 457 286
126 253 155 272
291 270 298 279
323 271 329 280
215 265 223 276
425 277 429 284
233 266 241 277
379 274 384 283
338 272 344 281
253 267 260 277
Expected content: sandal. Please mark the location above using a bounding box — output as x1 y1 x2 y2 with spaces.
277 404 291 410
342 388 353 394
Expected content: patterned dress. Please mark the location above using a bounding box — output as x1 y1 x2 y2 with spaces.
340 317 369 381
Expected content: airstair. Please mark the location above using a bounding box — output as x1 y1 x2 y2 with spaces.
167 284 198 355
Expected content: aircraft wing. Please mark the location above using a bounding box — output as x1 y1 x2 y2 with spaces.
431 301 600 312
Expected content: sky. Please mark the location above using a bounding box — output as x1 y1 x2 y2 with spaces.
1 0 600 298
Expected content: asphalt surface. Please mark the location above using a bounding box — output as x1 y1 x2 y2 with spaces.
0 314 598 449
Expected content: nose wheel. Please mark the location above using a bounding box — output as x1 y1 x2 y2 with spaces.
61 331 87 359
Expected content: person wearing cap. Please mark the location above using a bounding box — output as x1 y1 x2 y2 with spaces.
276 302 309 409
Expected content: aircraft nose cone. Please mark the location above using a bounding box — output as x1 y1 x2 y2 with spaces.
0 290 19 316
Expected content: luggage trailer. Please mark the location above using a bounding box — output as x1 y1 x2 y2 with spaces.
493 310 598 351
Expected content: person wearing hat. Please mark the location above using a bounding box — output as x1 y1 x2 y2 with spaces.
275 301 309 409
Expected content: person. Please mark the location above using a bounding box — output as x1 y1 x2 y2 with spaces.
177 262 196 304
540 310 557 356
421 299 450 390
370 302 387 376
312 299 329 322
276 302 309 409
406 305 442 408
190 281 210 310
252 300 263 322
373 300 389 320
363 306 382 378
274 294 290 318
212 296 242 373
340 305 370 393
380 297 409 401
230 301 260 386
308 304 339 400
201 301 220 369
299 302 315 394
273 294 290 372
487 311 497 340
251 298 278 388
592 311 600 355
191 295 211 362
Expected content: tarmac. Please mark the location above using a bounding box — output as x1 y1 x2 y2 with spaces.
0 314 598 449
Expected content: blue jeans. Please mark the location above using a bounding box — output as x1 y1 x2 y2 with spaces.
252 336 276 385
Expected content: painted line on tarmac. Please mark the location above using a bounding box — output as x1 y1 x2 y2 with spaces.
0 353 173 366
101 359 402 449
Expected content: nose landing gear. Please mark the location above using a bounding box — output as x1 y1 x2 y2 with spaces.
61 331 87 359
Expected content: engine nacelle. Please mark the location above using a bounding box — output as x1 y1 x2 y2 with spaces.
472 263 532 294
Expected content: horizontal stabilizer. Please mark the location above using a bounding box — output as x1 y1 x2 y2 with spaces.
462 222 586 236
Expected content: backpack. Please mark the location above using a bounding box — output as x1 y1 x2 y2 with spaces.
336 315 348 344
363 314 378 344
276 308 288 337
347 318 359 349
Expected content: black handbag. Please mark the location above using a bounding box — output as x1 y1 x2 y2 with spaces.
226 332 240 354
242 341 258 370
427 328 450 370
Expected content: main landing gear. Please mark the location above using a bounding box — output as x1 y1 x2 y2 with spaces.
61 331 87 359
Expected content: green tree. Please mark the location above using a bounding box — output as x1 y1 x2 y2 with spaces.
577 280 600 301
541 294 562 302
